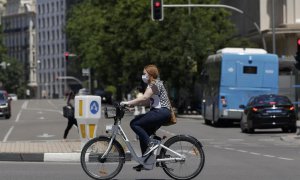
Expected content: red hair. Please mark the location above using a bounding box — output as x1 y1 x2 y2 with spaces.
144 64 159 81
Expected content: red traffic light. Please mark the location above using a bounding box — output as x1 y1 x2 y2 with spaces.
151 0 164 21
297 39 300 46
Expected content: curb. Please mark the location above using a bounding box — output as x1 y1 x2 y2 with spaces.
0 152 132 162
177 115 203 119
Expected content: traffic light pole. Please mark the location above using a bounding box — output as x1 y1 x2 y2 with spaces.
163 4 267 50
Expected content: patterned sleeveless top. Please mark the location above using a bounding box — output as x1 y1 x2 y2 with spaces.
148 80 171 110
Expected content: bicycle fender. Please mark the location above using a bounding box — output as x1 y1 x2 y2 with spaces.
165 134 203 147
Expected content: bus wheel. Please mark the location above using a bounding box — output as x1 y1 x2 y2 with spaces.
211 119 219 127
204 119 211 125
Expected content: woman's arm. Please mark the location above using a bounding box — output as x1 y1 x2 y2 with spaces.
127 86 155 106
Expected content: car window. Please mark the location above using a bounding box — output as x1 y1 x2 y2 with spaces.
253 96 291 106
247 97 255 106
0 93 5 100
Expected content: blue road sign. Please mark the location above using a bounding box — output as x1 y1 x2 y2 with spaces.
90 101 99 114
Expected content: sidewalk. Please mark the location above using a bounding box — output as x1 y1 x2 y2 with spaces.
0 139 131 162
0 139 81 162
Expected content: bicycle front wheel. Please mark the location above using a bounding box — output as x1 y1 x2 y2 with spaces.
80 136 125 180
159 135 205 180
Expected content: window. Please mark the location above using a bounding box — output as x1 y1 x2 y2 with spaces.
243 66 257 74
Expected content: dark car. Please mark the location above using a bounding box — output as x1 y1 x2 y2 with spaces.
239 94 297 133
94 89 112 104
0 90 11 119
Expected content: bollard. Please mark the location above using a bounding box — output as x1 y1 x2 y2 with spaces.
75 95 101 149
134 106 140 116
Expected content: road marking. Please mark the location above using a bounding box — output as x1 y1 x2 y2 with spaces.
159 129 176 136
228 139 244 141
15 111 21 122
236 149 248 153
278 157 294 161
263 154 275 158
37 133 55 138
3 126 14 142
25 108 61 113
215 146 294 161
47 100 58 109
249 152 261 156
22 100 28 109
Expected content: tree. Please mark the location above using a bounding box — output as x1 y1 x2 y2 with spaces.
0 25 26 97
65 0 256 105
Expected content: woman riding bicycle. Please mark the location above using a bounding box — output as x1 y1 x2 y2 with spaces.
121 64 171 170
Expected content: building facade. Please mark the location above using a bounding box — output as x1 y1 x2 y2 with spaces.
2 0 37 97
36 0 68 98
221 0 300 56
0 0 6 23
36 0 82 99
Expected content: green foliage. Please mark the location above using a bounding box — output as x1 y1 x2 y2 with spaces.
105 85 117 95
0 55 26 95
0 25 26 97
65 0 256 101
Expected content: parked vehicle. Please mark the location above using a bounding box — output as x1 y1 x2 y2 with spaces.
201 48 279 126
94 89 112 104
0 90 11 119
8 93 18 101
239 94 297 133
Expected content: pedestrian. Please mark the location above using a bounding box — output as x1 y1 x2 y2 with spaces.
63 90 78 139
121 64 171 171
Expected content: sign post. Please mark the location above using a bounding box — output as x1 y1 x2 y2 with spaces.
75 95 101 149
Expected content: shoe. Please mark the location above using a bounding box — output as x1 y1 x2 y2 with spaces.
133 164 144 172
142 141 159 157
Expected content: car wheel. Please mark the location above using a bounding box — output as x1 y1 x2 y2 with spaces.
204 119 211 125
5 114 11 119
289 126 297 133
282 127 289 133
248 128 254 133
240 121 247 133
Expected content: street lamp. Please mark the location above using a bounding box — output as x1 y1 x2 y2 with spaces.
162 3 267 50
0 61 10 69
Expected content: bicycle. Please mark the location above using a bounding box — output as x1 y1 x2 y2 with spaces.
80 103 205 180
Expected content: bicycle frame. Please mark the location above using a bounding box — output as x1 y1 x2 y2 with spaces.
102 122 186 169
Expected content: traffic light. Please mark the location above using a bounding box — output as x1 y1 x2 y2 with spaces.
295 38 300 69
151 0 164 21
64 52 69 61
297 38 300 54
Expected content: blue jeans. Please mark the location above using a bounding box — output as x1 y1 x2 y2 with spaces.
130 107 170 154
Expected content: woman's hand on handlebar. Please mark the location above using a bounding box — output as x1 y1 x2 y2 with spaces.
120 101 129 107
120 101 135 111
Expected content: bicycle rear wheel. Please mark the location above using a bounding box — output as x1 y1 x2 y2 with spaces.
80 136 125 180
159 135 205 180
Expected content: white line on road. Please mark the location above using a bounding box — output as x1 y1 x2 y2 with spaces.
263 155 275 158
215 146 294 161
22 100 28 109
15 111 22 122
249 152 261 156
47 100 58 109
278 157 294 161
3 126 14 142
236 149 248 153
159 129 176 136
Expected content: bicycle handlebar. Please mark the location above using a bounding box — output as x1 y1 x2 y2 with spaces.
104 102 129 119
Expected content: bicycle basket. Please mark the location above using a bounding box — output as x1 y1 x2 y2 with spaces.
104 107 116 118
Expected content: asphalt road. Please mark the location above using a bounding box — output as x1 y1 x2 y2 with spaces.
0 99 300 179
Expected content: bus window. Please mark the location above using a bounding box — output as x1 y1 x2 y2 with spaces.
243 66 257 74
